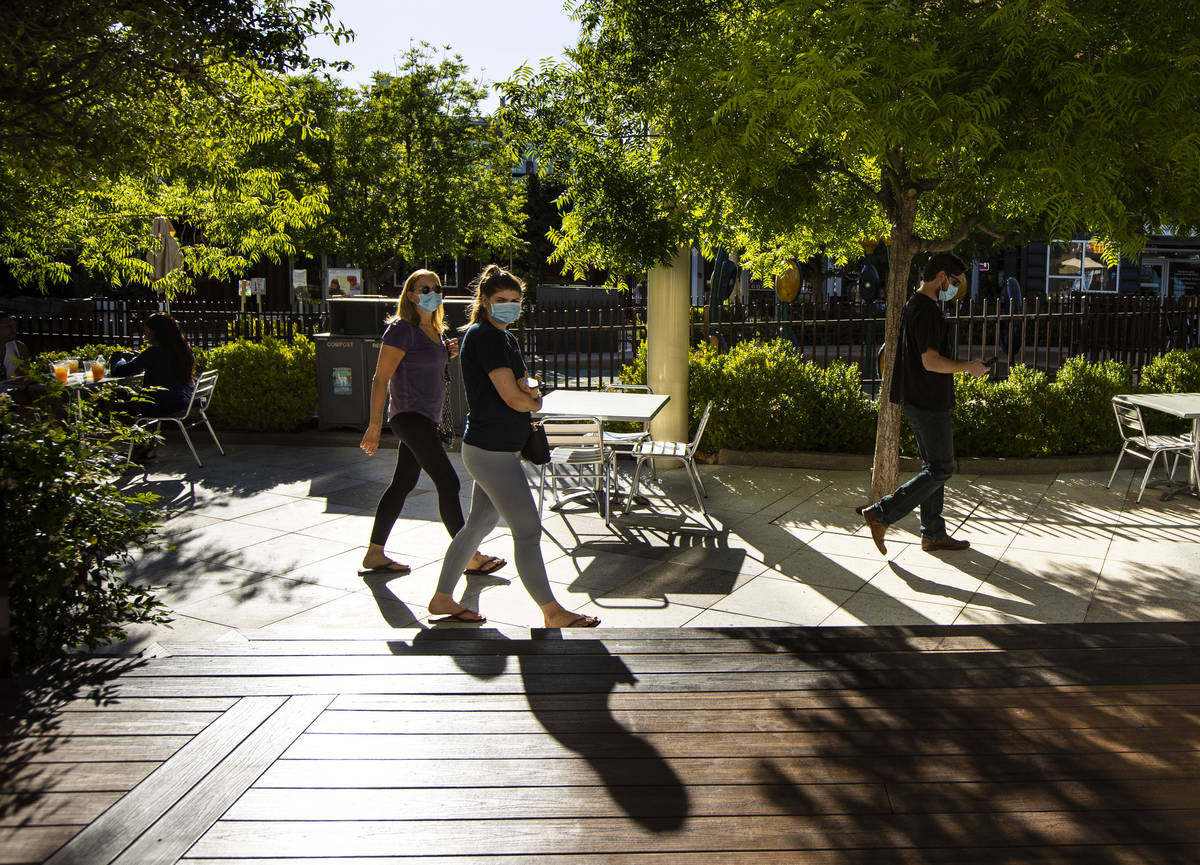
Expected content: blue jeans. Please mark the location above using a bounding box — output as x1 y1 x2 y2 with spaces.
876 403 955 539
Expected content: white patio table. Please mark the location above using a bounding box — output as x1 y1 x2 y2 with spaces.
1119 392 1200 499
533 389 671 515
534 389 670 425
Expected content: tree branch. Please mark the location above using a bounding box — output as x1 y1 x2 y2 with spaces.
914 214 981 252
827 162 885 208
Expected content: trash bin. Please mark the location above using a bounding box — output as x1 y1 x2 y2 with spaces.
315 297 472 433
314 297 396 430
363 336 386 427
315 334 372 430
328 296 398 336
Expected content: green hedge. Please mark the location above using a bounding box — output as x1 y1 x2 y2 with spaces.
621 339 876 453
35 333 1200 455
623 341 1200 459
32 337 319 432
1141 348 1200 392
950 357 1133 458
198 336 317 431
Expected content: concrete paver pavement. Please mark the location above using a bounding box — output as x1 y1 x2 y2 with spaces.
105 439 1200 652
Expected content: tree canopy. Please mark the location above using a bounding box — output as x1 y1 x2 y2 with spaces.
0 0 346 178
286 48 526 291
503 0 1200 494
0 1 349 294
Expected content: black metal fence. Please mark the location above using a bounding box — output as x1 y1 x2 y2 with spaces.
516 295 1200 395
14 294 1199 394
17 299 327 354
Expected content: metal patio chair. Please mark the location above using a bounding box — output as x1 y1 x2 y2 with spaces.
130 369 225 468
626 400 714 515
600 382 656 479
537 415 614 526
1106 395 1193 502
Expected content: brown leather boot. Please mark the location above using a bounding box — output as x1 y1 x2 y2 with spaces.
922 535 970 552
861 505 888 555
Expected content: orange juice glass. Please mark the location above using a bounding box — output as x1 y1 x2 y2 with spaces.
53 362 69 383
68 357 79 373
91 361 105 382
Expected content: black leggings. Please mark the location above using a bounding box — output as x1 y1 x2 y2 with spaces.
369 412 464 546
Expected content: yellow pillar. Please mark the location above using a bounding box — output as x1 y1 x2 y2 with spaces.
646 245 690 441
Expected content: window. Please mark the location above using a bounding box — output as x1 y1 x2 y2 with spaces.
1046 240 1119 294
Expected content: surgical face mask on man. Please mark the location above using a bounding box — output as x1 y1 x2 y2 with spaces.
489 301 522 325
938 274 963 302
415 291 442 313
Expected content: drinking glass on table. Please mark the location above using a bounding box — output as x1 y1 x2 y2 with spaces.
91 357 105 382
67 357 79 373
53 361 69 383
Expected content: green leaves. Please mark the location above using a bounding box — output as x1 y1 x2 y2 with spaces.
530 0 1200 270
201 335 317 431
620 338 1200 460
621 338 877 453
1 385 170 665
281 48 526 288
0 3 344 294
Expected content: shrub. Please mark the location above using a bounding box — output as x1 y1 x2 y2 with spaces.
199 335 317 431
1140 348 1200 393
1138 349 1200 436
949 365 1052 458
1046 357 1132 454
1 389 170 667
621 338 875 452
633 346 1190 459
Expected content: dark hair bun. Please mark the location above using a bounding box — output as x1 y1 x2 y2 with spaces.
477 264 523 296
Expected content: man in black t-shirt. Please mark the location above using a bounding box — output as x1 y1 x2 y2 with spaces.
861 253 991 555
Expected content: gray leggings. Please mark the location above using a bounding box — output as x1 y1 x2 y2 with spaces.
436 442 556 607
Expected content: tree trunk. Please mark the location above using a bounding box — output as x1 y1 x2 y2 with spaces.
870 205 918 503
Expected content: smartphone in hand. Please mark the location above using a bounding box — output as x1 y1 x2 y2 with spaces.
524 377 540 389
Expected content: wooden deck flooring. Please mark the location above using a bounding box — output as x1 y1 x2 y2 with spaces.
4 622 1200 864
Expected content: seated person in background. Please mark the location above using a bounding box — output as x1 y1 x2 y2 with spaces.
109 313 196 461
0 311 30 383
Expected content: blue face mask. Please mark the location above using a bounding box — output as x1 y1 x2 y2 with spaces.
490 301 522 325
938 276 962 302
415 291 442 313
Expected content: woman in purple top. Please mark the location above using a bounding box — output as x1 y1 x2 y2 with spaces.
358 269 507 578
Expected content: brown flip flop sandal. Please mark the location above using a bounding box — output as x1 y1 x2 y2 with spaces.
358 561 411 576
561 614 600 628
430 609 487 624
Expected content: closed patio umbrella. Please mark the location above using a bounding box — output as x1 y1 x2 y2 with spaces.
146 215 183 312
147 215 183 278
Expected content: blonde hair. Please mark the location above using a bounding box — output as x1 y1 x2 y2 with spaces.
388 268 444 332
468 264 525 326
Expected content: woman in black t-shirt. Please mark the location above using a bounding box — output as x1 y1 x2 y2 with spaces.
428 265 599 628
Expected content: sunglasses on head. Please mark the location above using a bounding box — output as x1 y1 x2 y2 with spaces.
411 283 440 295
